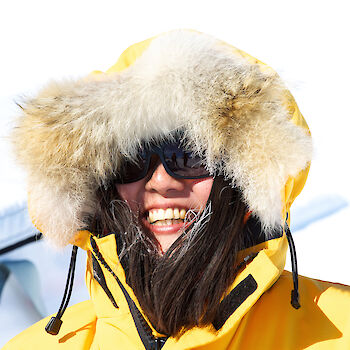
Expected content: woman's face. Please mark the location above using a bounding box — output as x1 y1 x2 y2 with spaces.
116 160 213 252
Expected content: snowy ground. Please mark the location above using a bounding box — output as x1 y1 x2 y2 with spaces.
1 0 349 346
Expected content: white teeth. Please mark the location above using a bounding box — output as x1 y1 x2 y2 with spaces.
158 209 165 220
165 208 174 219
173 208 180 219
147 208 187 224
180 209 186 220
152 219 184 225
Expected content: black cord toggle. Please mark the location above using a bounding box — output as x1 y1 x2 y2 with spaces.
45 245 78 335
45 316 63 336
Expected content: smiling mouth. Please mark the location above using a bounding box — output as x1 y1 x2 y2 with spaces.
145 208 189 226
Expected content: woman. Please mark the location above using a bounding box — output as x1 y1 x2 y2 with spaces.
5 30 350 349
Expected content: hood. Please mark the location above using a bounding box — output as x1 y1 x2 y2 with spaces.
12 29 312 246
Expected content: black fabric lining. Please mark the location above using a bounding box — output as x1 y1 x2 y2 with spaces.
94 231 112 239
212 274 258 331
91 253 118 309
242 216 282 249
90 237 168 350
0 232 43 255
115 234 130 284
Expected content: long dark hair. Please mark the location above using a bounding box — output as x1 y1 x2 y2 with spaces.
90 176 247 336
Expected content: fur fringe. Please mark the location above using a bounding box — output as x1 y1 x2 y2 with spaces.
12 30 312 246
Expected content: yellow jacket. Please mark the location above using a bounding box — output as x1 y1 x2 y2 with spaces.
4 30 350 349
4 230 350 349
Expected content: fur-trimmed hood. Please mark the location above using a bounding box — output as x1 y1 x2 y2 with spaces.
12 29 312 246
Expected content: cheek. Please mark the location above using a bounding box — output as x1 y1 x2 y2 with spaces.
116 182 144 213
191 177 214 207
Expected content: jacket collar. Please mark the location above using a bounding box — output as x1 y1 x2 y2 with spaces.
73 228 287 349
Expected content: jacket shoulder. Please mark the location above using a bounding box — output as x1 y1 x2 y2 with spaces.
234 271 350 349
3 300 96 349
297 272 350 333
270 271 350 347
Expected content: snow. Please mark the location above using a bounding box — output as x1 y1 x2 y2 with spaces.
0 0 349 346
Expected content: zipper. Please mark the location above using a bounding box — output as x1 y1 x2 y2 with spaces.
90 236 168 350
153 338 167 350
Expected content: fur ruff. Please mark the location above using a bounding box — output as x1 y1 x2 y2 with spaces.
12 30 312 246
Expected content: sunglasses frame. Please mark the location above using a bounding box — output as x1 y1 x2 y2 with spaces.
116 141 210 184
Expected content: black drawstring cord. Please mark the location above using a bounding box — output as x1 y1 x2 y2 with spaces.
45 245 78 335
284 221 301 309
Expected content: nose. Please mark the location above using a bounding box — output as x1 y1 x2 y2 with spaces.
145 159 186 195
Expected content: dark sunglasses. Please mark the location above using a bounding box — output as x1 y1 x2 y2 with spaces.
115 140 210 184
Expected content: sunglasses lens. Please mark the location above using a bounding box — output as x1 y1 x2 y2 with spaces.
116 151 148 183
116 141 210 183
163 143 209 178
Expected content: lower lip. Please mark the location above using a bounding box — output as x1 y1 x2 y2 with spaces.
142 218 190 234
